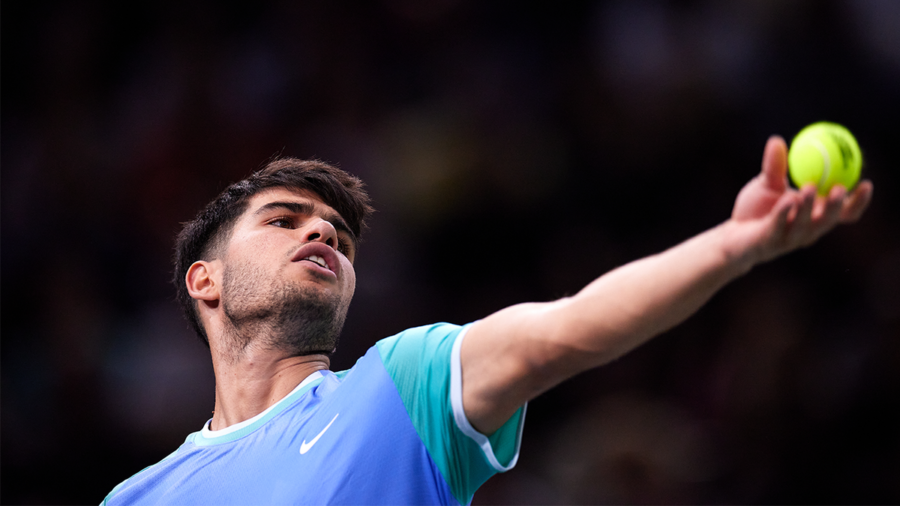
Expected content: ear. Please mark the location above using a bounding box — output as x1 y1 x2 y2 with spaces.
186 261 221 301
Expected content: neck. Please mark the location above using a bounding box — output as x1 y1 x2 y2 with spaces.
208 343 330 431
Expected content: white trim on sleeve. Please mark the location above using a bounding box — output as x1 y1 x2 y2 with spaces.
450 325 526 472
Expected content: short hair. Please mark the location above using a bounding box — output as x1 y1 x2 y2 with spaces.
173 158 374 345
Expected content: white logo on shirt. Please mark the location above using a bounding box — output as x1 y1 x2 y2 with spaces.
299 413 339 454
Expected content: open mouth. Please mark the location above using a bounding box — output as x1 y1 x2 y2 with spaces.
303 255 329 270
291 242 340 277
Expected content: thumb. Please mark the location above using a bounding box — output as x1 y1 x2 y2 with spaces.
761 136 789 192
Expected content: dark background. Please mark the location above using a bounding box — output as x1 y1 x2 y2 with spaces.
2 0 899 504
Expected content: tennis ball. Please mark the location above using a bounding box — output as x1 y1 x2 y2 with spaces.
788 122 862 196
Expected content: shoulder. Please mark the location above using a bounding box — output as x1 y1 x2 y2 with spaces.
375 322 469 365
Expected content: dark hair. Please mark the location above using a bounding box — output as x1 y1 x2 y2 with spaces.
173 158 374 345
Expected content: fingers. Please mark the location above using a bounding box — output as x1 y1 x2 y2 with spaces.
791 185 816 231
840 180 874 223
817 185 847 224
769 190 799 237
761 136 789 192
805 185 847 242
783 182 870 249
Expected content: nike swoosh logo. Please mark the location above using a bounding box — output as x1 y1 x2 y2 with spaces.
299 413 339 454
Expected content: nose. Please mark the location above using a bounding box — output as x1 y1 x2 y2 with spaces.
303 219 338 250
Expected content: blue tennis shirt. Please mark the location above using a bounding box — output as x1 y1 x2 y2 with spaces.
102 323 526 505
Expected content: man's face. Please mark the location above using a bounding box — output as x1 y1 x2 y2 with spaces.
214 187 358 355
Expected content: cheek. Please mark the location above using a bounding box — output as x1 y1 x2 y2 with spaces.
227 234 283 262
342 261 357 293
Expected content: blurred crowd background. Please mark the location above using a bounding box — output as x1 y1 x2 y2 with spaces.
2 0 899 503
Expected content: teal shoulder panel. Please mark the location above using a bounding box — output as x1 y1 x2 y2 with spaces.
376 323 526 504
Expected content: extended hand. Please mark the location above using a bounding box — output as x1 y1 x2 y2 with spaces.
725 136 873 265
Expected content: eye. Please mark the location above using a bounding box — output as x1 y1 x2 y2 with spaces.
268 217 294 228
336 237 354 257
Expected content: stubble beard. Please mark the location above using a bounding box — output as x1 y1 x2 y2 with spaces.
219 261 348 360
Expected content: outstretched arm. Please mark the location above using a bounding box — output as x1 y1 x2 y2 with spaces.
461 136 873 434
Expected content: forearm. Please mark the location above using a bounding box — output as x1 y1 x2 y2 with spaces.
539 219 755 373
462 219 757 433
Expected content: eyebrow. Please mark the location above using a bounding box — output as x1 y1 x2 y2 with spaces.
253 201 356 242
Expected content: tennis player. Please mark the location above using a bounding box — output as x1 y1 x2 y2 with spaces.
102 137 871 505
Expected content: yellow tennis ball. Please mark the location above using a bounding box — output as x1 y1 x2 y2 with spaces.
788 122 862 196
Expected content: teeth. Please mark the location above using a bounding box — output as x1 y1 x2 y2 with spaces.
304 255 328 269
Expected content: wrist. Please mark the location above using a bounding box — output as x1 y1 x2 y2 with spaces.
715 220 760 276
